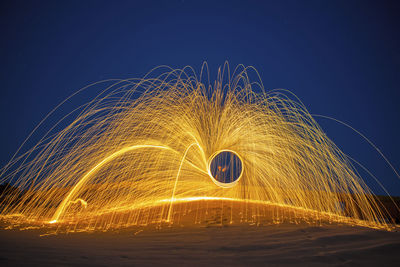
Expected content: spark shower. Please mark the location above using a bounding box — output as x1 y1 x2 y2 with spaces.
0 64 397 232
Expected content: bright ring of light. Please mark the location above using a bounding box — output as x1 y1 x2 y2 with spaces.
207 149 244 188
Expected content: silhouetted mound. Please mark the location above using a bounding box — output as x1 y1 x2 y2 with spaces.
2 199 398 234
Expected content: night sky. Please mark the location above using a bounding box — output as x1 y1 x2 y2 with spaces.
1 0 399 195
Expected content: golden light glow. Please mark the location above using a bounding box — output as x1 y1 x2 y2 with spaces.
0 64 396 232
207 149 244 188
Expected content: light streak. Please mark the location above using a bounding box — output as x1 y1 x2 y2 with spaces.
0 63 398 232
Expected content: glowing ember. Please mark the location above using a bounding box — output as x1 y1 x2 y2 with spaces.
0 64 395 232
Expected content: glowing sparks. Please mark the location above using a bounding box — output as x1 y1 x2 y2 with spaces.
0 64 397 232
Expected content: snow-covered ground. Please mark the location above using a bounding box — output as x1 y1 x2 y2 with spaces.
1 222 399 266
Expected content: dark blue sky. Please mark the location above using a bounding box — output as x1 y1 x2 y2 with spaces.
1 0 399 195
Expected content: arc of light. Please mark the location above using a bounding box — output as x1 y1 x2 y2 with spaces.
312 114 400 180
166 142 205 222
51 144 187 223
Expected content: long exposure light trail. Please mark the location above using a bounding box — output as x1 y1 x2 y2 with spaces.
0 64 397 232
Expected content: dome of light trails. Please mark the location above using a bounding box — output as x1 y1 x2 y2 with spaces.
0 64 395 232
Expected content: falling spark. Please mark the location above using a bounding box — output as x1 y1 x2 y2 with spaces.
0 63 397 232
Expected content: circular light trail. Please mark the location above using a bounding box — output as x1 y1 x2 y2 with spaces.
208 150 243 188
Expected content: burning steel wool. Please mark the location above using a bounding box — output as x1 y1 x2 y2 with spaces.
0 64 397 232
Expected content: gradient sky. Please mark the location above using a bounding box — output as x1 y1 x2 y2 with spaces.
1 0 399 194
